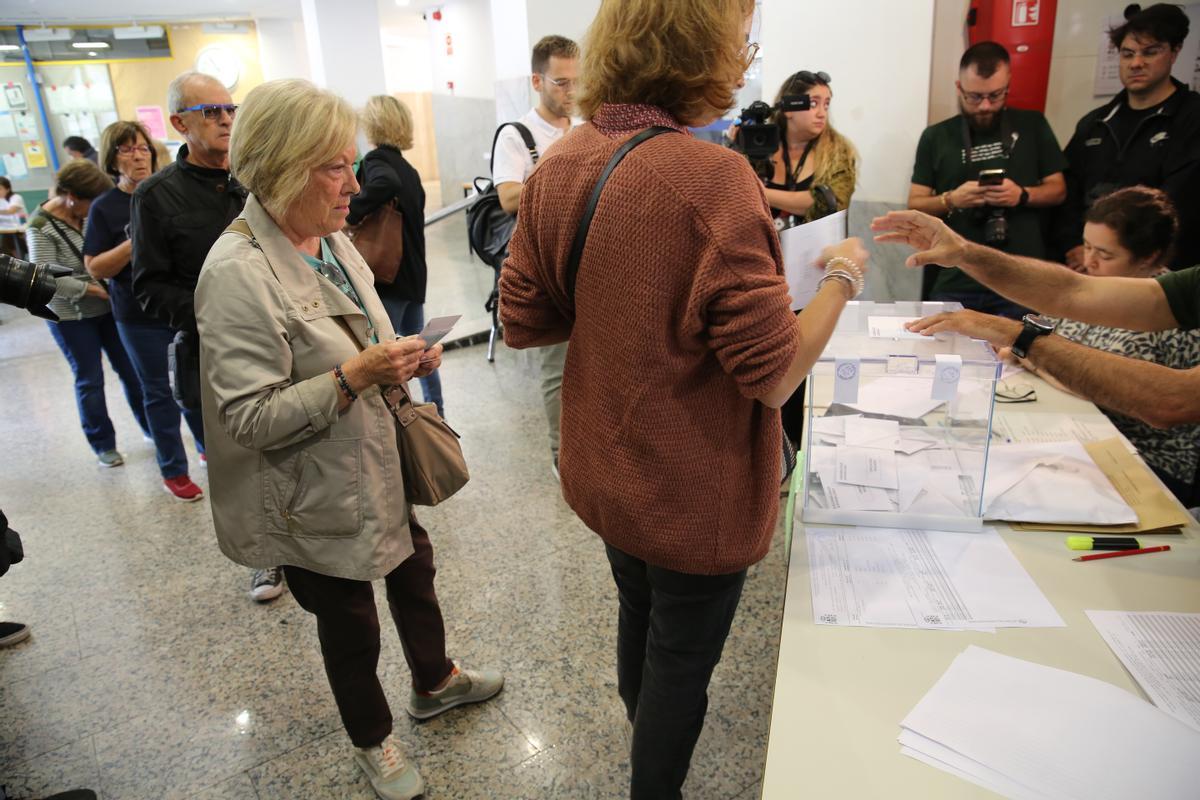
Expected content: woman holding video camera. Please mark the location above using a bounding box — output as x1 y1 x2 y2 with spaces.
762 70 858 226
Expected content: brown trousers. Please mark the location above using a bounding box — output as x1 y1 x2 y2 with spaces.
284 516 454 748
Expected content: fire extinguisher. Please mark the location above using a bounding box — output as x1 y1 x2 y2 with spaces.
967 0 1058 112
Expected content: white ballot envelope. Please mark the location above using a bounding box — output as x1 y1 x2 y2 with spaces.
780 210 848 311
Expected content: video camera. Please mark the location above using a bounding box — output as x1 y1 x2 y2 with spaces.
734 95 813 178
0 254 70 321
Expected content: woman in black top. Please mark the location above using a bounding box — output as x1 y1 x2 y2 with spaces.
348 95 443 418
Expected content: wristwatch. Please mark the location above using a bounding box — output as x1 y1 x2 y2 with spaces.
1011 314 1056 359
1017 186 1030 207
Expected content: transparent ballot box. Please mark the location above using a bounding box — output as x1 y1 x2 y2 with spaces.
802 301 1000 532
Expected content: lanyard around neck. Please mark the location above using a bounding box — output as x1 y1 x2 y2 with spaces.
782 138 816 189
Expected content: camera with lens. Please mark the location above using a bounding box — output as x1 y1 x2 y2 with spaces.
733 95 813 179
0 254 70 321
976 168 1009 247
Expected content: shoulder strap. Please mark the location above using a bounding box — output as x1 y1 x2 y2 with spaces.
45 215 84 261
489 121 540 174
565 126 677 301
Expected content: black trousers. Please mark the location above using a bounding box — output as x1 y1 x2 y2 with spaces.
284 517 454 748
605 544 747 800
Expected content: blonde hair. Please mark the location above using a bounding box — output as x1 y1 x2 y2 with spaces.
361 95 414 151
578 0 756 126
771 74 858 218
230 79 358 217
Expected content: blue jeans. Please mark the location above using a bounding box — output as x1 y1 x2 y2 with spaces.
116 320 205 478
47 314 150 454
930 290 1029 320
377 295 445 418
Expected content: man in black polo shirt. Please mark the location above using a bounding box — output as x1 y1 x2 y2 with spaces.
131 71 284 603
908 41 1067 318
873 209 1200 430
1057 3 1200 271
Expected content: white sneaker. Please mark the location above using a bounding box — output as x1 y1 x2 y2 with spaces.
354 735 424 800
249 567 285 602
406 661 504 720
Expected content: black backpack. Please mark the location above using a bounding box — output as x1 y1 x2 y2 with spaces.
467 122 538 269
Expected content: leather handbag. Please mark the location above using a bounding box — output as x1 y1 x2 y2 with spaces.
381 383 470 506
346 200 404 284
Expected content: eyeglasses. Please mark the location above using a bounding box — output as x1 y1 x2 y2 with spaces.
541 76 577 90
793 70 831 85
960 86 1008 105
1119 44 1168 60
176 103 238 120
115 144 151 156
741 41 760 68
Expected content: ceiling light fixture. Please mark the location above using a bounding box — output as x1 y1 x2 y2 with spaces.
72 41 111 48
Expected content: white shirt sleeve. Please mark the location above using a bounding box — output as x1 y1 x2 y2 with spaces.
491 127 536 187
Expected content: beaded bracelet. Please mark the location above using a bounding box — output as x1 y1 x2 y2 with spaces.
333 364 357 402
823 256 864 298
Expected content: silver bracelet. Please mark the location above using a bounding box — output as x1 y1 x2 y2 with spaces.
818 270 856 298
822 256 864 298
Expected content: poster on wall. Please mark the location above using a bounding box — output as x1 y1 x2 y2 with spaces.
15 112 38 142
1095 4 1200 96
22 141 47 169
3 152 28 178
77 112 100 143
0 113 15 139
136 106 168 140
3 84 26 111
46 85 70 115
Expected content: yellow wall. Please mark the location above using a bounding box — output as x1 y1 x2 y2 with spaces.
108 23 265 139
394 91 440 182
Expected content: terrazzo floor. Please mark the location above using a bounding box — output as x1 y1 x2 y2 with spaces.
0 298 789 800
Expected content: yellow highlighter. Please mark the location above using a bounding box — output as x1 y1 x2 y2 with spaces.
1066 536 1142 551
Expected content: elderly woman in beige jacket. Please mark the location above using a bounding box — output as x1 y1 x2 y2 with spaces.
194 79 501 800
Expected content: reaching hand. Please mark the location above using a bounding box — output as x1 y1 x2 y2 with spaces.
870 210 969 269
904 309 1022 348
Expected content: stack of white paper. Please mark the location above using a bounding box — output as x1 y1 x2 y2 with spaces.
900 646 1200 799
807 527 1064 631
1086 611 1200 734
983 442 1137 524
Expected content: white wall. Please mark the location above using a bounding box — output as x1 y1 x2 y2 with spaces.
490 0 532 80
426 0 498 98
929 0 969 124
255 17 312 82
761 0 936 204
300 0 387 108
1044 0 1129 145
524 0 599 48
381 11 434 94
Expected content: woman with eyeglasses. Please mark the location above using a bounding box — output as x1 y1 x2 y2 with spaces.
26 159 151 468
83 120 205 501
761 70 858 226
500 1 868 796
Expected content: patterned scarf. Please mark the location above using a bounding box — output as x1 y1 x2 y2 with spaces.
590 103 691 139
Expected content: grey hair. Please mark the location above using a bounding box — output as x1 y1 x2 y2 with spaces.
167 70 222 114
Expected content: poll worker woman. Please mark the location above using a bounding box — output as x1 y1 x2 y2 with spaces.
347 94 443 418
194 79 501 800
85 120 206 502
761 69 858 226
1014 187 1200 504
499 0 868 796
26 159 150 468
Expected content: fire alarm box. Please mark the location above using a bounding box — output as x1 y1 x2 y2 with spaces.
968 0 1058 113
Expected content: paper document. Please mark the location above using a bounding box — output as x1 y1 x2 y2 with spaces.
1086 611 1200 734
416 314 461 349
900 646 1200 800
843 417 901 449
836 446 898 490
991 411 1135 452
807 527 1064 630
983 441 1137 525
867 315 927 340
780 210 847 311
1012 438 1190 534
845 376 945 420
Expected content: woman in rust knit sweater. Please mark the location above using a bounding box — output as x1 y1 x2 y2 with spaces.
500 0 869 796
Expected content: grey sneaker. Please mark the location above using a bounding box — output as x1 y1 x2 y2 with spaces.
97 450 124 468
354 734 424 800
250 567 285 602
407 661 504 720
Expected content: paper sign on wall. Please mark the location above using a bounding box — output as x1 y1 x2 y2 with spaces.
22 141 47 169
0 113 15 139
136 105 168 140
15 112 37 142
4 84 26 111
3 152 27 178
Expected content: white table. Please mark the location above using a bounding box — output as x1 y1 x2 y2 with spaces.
762 377 1200 798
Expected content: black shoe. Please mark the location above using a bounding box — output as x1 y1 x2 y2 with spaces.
0 621 30 647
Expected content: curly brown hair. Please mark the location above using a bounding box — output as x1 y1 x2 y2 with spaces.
577 0 756 126
1085 186 1179 266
